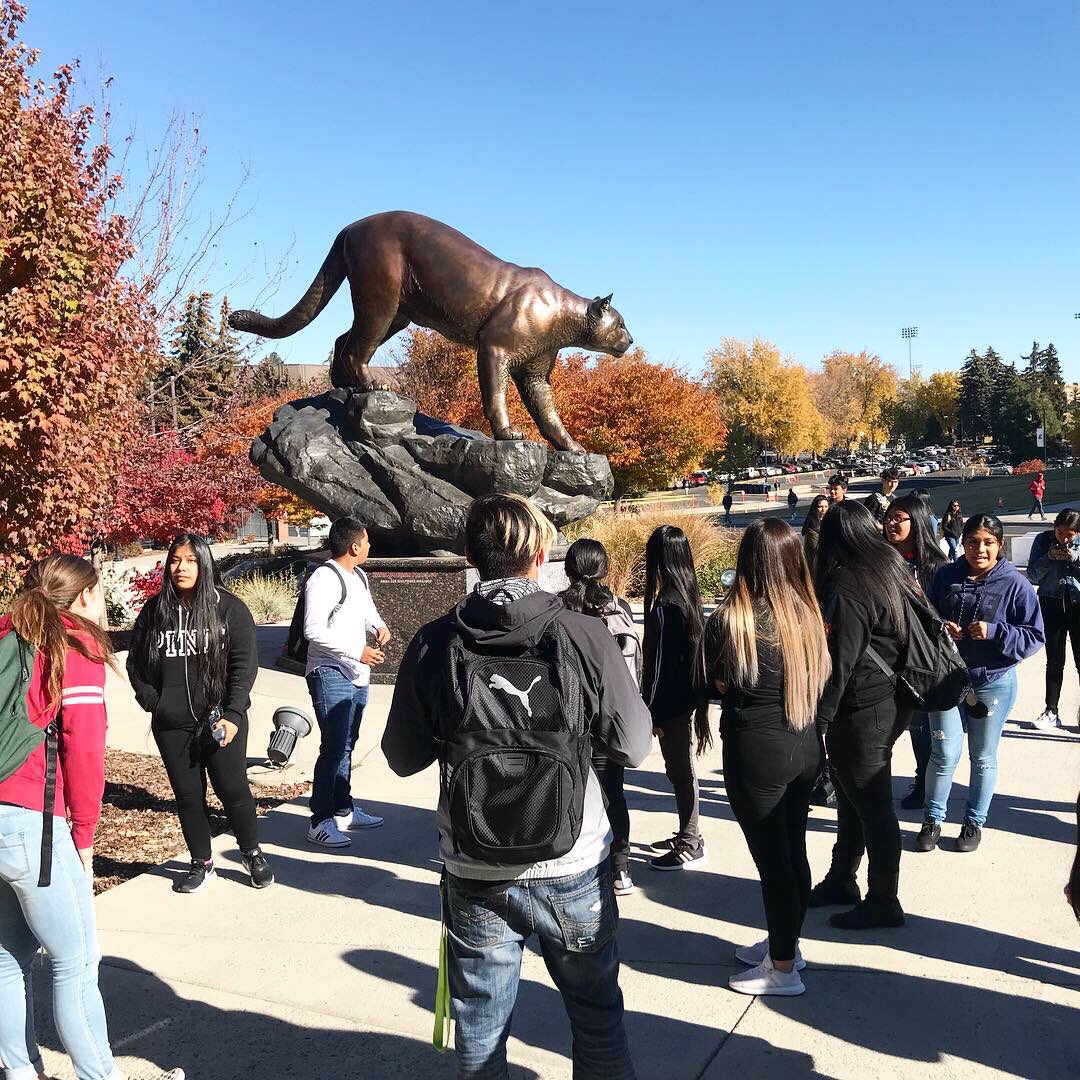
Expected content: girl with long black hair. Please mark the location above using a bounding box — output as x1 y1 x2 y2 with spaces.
641 525 710 870
809 501 918 929
128 533 272 893
705 519 831 996
801 494 829 573
561 538 642 895
883 494 947 810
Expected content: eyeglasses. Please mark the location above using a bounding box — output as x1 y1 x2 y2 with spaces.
886 515 911 526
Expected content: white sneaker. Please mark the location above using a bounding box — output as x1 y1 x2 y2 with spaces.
1032 709 1062 730
734 937 806 971
307 818 352 847
613 870 635 895
334 805 384 830
728 955 806 996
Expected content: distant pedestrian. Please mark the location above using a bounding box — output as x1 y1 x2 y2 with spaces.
827 474 848 503
863 468 900 528
918 515 1044 854
722 489 734 526
383 494 651 1079
1026 507 1080 731
561 538 642 895
706 519 831 997
942 500 964 560
642 525 711 870
128 533 272 892
302 517 391 848
1029 471 1047 520
787 486 799 521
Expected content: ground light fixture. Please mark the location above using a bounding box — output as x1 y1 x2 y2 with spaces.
267 706 314 767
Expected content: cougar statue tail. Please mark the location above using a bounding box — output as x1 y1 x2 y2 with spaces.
228 230 348 338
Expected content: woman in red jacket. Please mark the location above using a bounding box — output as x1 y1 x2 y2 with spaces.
1029 471 1047 521
0 556 182 1080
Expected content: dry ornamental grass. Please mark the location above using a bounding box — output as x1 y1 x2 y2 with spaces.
565 509 737 599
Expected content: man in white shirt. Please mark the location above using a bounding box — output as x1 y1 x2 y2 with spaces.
304 517 391 847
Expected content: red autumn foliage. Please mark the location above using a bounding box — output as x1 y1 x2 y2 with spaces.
0 3 158 590
1013 458 1046 476
127 563 163 611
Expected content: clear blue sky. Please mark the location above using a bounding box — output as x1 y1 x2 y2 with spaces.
24 1 1080 380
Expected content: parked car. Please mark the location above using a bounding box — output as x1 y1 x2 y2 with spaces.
687 470 710 486
988 463 1012 475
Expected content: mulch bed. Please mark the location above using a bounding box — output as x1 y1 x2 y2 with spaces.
92 749 307 895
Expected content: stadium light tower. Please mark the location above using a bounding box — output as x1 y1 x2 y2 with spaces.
901 326 918 379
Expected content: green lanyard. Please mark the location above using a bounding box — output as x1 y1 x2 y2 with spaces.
433 879 452 1052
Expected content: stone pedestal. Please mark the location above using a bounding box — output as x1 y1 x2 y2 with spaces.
363 551 569 683
251 389 611 556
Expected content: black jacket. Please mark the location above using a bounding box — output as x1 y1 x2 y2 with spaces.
127 590 258 731
816 574 902 732
641 600 700 724
383 589 652 778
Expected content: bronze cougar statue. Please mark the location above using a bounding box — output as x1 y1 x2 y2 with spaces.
229 211 632 451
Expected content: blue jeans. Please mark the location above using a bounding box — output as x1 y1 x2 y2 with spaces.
307 667 369 825
0 807 119 1080
946 536 959 561
445 860 634 1080
925 667 1018 827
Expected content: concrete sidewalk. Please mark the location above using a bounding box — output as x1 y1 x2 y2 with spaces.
36 643 1080 1079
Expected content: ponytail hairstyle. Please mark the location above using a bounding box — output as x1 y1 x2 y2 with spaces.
705 519 830 731
144 533 228 711
562 539 616 617
11 555 114 710
643 525 711 754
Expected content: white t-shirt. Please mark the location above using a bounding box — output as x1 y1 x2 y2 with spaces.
303 561 386 686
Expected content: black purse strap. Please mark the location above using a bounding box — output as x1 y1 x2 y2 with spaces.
38 713 60 888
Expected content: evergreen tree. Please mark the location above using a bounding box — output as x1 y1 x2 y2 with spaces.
985 349 1017 444
249 351 293 397
958 349 993 442
1039 342 1067 416
156 292 240 433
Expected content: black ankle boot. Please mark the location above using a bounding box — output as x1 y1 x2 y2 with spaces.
829 896 905 930
808 873 861 907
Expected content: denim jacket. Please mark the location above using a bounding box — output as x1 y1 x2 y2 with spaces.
1027 530 1080 602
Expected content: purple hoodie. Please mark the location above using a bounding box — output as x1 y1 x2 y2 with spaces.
927 557 1045 687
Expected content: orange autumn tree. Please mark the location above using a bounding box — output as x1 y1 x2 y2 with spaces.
0 3 158 587
396 331 723 497
195 387 317 529
554 350 725 497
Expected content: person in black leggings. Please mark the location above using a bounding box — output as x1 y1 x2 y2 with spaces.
809 501 917 930
128 532 272 892
706 519 832 996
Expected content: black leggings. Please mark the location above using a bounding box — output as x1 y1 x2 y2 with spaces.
657 714 700 842
1041 595 1080 712
723 723 820 962
154 723 260 861
591 753 629 875
825 699 910 901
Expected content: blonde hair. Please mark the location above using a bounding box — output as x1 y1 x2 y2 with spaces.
464 493 557 578
706 519 830 732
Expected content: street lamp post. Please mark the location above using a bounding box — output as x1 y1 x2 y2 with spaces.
901 326 918 379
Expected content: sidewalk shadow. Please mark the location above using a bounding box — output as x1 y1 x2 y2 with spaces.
32 956 511 1080
254 624 291 672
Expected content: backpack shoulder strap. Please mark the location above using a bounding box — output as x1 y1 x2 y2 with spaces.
315 561 350 625
863 644 896 684
38 708 59 888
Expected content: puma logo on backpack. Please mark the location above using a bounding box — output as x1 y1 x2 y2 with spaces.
440 618 590 863
487 674 542 717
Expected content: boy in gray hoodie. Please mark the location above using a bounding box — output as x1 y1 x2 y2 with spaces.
384 495 651 1080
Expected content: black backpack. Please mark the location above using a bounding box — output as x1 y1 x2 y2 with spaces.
865 593 968 712
438 616 591 863
286 562 350 665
